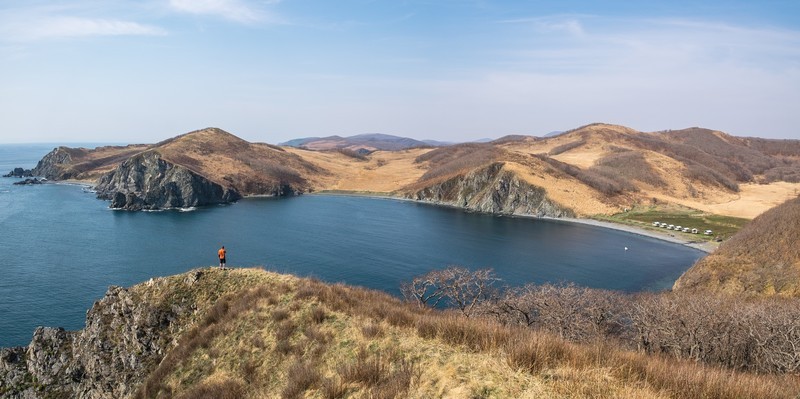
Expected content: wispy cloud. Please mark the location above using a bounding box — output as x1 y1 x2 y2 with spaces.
168 0 281 24
0 6 167 42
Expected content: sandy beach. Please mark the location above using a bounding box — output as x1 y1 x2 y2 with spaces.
544 217 716 253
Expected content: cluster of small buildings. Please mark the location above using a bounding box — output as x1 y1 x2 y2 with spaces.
652 221 713 235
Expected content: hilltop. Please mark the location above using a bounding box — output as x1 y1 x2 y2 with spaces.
674 195 800 297
22 124 800 217
2 268 797 398
280 133 434 151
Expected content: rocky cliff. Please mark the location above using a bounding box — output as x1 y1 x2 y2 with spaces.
405 162 574 217
95 151 241 210
30 147 76 180
0 272 214 399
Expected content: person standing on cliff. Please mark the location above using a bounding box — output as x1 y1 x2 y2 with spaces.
218 246 227 269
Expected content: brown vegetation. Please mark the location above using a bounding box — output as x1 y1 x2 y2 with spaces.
675 196 800 296
404 266 800 375
104 267 799 398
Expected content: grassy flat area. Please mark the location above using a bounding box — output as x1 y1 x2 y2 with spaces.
596 206 750 241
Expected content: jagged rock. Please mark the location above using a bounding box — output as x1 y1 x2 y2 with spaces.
31 147 75 180
3 168 32 178
95 151 241 210
0 277 202 398
12 178 44 186
407 162 574 218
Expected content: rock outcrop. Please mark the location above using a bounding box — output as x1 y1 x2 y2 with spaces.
0 272 213 398
12 178 44 186
95 151 241 210
406 162 574 218
3 168 32 178
30 147 76 180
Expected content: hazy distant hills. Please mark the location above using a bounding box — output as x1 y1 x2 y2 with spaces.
280 133 434 151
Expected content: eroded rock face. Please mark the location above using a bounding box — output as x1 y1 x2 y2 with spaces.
407 162 574 218
95 151 241 210
31 148 74 180
0 283 195 399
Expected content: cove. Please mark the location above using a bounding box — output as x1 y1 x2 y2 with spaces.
0 147 704 348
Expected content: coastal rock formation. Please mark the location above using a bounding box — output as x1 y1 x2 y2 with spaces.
406 162 574 217
3 168 32 178
95 151 241 210
0 281 195 399
30 147 76 180
12 178 44 185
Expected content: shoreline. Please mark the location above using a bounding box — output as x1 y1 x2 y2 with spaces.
542 217 715 253
308 191 715 254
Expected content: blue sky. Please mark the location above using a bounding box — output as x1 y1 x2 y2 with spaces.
1 0 798 143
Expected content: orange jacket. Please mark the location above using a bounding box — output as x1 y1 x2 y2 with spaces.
218 248 226 259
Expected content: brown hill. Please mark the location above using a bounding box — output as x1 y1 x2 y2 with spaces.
674 195 800 297
26 124 800 216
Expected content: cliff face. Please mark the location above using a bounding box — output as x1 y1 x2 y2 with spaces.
406 162 574 217
95 151 241 210
30 147 75 180
0 276 203 399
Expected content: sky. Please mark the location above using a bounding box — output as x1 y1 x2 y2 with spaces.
0 0 799 144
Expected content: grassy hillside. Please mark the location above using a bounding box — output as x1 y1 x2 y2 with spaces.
33 124 800 219
120 268 799 399
674 196 800 297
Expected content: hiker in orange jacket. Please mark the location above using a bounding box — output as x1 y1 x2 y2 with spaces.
218 246 227 269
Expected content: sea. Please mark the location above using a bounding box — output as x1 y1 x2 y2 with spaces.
0 144 705 347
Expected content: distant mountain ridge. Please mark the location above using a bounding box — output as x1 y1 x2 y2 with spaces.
280 133 435 151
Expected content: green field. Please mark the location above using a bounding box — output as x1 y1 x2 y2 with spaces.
596 207 750 241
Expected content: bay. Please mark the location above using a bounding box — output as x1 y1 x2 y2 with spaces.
0 144 704 347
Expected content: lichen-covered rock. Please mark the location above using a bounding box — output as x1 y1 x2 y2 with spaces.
95 151 241 210
407 162 574 218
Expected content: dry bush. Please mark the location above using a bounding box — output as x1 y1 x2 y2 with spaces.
320 377 348 399
173 378 245 399
271 308 290 322
400 266 500 317
491 283 627 341
338 349 387 385
310 307 327 324
535 154 633 195
414 144 505 182
361 322 384 338
547 140 585 156
592 151 665 186
336 148 369 161
282 360 322 399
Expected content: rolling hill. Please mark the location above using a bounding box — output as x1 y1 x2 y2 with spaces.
2 268 797 398
674 195 800 297
22 124 800 218
279 133 434 151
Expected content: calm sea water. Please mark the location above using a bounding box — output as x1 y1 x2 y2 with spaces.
0 144 704 347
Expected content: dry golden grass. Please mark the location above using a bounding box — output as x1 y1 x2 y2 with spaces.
127 268 800 399
43 125 800 220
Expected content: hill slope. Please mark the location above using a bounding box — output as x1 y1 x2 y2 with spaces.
23 124 800 216
2 268 797 398
674 195 800 297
